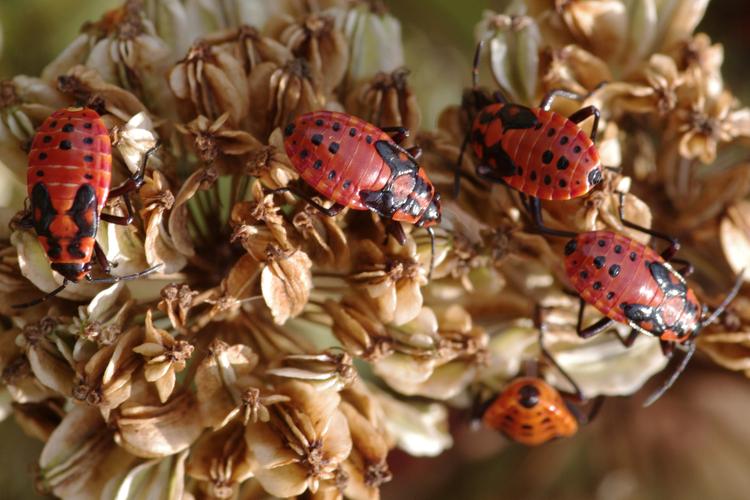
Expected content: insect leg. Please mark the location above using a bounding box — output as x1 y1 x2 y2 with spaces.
406 146 422 161
100 193 135 225
643 341 695 407
667 258 694 277
567 105 601 143
540 89 585 111
380 126 409 145
426 226 435 280
536 306 585 401
270 187 345 217
617 192 680 260
108 144 159 199
12 280 69 309
577 298 614 339
527 197 577 238
93 241 112 274
384 220 407 245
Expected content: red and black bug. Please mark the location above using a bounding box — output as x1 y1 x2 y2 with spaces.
477 313 602 446
456 40 605 236
15 107 160 308
561 194 743 405
281 110 441 272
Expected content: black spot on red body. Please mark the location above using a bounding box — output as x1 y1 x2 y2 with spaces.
518 384 540 408
544 175 551 185
349 128 357 137
594 256 606 269
614 244 622 254
547 128 556 137
83 137 93 145
313 160 323 170
84 173 94 180
300 149 309 159
43 135 53 143
580 271 588 279
530 171 537 181
629 252 637 261
598 240 606 247
557 156 569 170
609 265 621 277
366 135 373 144
607 291 615 300
284 123 295 136
560 136 569 145
62 123 74 133
497 104 539 131
315 119 324 126
329 142 340 154
343 180 351 189
593 281 602 290
84 155 94 162
84 122 92 129
559 179 567 188
39 152 47 160
332 122 341 131
564 239 577 255
311 134 323 146
328 170 336 180
542 150 554 164
50 121 57 128
36 170 44 177
573 145 582 153
60 140 72 150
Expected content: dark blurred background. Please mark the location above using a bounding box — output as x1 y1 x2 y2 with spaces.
1 1 750 499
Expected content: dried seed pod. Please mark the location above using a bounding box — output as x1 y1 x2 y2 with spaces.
261 247 313 325
168 40 250 126
269 13 349 96
132 310 194 403
113 390 203 458
267 350 357 391
476 11 542 106
244 380 352 497
344 68 420 145
246 58 325 140
187 421 254 498
720 201 750 282
38 406 138 499
176 113 262 173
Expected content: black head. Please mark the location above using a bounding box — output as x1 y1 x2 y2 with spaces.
418 192 441 227
51 262 87 282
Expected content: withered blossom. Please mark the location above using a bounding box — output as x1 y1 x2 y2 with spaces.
2 0 750 498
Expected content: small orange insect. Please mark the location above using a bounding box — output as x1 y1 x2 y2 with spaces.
476 310 603 446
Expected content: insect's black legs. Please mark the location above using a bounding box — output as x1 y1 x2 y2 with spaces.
11 280 69 309
93 241 112 274
100 193 135 225
381 126 409 145
108 144 159 199
616 192 680 260
527 197 578 238
576 298 614 339
537 307 585 401
643 341 695 407
567 106 601 143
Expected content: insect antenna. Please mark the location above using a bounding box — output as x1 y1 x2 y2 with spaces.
12 280 69 309
426 226 436 280
643 341 696 407
85 264 162 284
700 269 745 328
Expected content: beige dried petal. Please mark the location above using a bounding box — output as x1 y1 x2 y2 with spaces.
542 45 613 97
195 340 262 429
323 296 392 360
12 400 64 442
168 166 218 258
2 357 60 404
187 421 255 499
114 391 203 458
57 65 148 121
38 405 138 499
102 449 189 500
261 247 313 324
267 350 356 391
720 201 750 281
17 325 75 397
271 14 349 96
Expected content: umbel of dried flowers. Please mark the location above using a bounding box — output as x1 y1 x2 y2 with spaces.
0 0 749 498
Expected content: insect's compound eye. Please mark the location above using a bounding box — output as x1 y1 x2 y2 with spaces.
518 384 540 409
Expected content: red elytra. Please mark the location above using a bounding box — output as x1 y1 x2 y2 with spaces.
16 107 159 308
482 376 579 446
282 110 441 228
27 107 113 281
565 231 702 343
